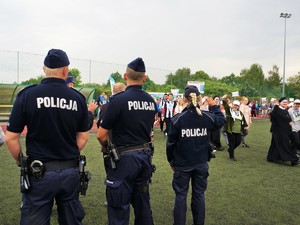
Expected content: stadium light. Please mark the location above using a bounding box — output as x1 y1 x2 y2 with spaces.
280 12 292 97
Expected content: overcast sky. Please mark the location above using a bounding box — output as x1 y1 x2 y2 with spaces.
1 0 299 84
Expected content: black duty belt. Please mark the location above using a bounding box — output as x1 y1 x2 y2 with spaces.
44 159 78 171
118 143 151 154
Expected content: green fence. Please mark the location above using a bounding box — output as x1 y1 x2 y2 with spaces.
0 84 96 121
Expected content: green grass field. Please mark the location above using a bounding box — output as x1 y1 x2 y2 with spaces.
0 118 299 225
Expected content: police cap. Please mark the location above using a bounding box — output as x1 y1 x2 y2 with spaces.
44 49 70 69
127 57 146 72
66 76 74 84
184 85 200 98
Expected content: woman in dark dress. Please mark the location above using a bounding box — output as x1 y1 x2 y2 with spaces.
267 97 299 166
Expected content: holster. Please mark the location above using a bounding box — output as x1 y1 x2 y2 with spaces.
19 153 30 193
79 155 91 195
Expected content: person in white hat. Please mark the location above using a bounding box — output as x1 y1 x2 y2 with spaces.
288 99 300 155
239 96 252 148
222 95 248 161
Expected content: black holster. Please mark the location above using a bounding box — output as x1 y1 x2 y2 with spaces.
79 155 91 195
19 153 30 193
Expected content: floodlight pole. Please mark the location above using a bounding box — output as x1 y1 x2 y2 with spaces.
280 13 291 97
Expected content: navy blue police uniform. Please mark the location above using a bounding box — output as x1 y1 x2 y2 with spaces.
100 58 157 225
6 49 89 225
166 86 225 225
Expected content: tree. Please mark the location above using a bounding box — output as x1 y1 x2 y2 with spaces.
105 72 124 86
191 70 210 81
263 65 282 97
239 83 260 97
240 64 265 85
239 64 265 96
21 75 44 85
204 80 236 97
267 65 281 87
165 68 192 92
220 73 238 85
143 76 158 91
69 68 82 85
287 72 300 99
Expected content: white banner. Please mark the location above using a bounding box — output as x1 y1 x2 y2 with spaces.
232 91 239 97
109 76 115 94
187 81 205 94
171 89 179 95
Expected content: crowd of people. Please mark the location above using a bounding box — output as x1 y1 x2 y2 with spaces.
2 48 299 225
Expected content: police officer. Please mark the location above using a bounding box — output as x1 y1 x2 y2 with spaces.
5 49 89 225
66 74 75 88
166 85 225 225
97 58 157 225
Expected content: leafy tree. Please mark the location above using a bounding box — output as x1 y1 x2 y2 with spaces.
239 64 265 96
69 68 82 85
287 72 300 99
264 65 282 97
239 83 260 97
191 70 210 81
105 72 124 86
266 65 281 86
111 72 124 83
204 80 236 97
220 73 238 85
165 68 192 92
143 76 158 91
21 75 44 85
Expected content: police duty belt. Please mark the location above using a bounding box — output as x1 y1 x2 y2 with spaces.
117 143 151 154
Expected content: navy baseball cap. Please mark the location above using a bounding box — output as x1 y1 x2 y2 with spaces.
44 49 70 69
184 85 200 97
66 76 74 84
127 57 146 72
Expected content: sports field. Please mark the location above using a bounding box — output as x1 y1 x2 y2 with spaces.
0 118 299 225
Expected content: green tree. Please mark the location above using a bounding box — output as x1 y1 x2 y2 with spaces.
105 72 124 86
204 80 236 97
143 76 158 91
220 73 238 85
191 70 210 81
69 68 82 85
165 68 192 92
266 65 281 86
21 75 44 85
265 65 282 97
239 64 265 96
287 72 300 99
239 83 260 97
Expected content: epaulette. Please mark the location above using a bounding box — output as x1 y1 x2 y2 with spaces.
70 88 86 100
109 91 125 100
171 111 187 125
17 84 37 96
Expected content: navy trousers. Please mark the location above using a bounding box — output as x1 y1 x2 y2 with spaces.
172 163 209 225
20 168 84 225
105 150 154 225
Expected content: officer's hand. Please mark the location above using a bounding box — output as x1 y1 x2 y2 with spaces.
88 100 98 113
207 97 215 107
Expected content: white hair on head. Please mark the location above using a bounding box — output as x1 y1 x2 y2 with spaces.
190 93 202 116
